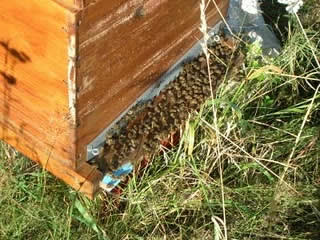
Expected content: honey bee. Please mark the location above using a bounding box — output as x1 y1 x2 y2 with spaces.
169 112 176 119
127 131 135 139
198 56 206 63
181 90 188 96
215 69 222 75
185 95 193 100
106 137 115 146
154 105 161 113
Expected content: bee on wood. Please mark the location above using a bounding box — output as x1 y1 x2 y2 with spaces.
135 6 145 17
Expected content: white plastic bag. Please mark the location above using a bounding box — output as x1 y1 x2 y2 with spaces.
224 0 281 56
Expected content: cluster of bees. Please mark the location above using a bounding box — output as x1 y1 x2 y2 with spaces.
94 37 241 174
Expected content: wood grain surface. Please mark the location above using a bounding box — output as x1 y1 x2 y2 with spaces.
51 0 79 9
76 0 229 163
0 0 102 197
0 1 75 168
52 0 97 9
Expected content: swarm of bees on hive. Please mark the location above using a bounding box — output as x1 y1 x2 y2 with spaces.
93 36 243 174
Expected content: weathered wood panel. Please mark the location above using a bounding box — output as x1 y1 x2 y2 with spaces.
0 0 75 168
0 117 101 198
76 0 229 162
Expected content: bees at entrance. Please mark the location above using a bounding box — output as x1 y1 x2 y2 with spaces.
91 37 237 174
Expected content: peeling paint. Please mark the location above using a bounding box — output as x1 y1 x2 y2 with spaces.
80 14 133 49
67 19 77 125
78 27 193 120
80 0 166 49
78 75 95 97
145 0 166 13
131 27 193 80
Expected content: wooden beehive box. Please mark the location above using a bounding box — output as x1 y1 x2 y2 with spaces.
0 0 229 198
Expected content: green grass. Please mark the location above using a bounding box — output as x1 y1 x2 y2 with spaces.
0 2 320 240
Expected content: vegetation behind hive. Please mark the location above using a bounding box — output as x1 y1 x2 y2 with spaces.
0 1 319 239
